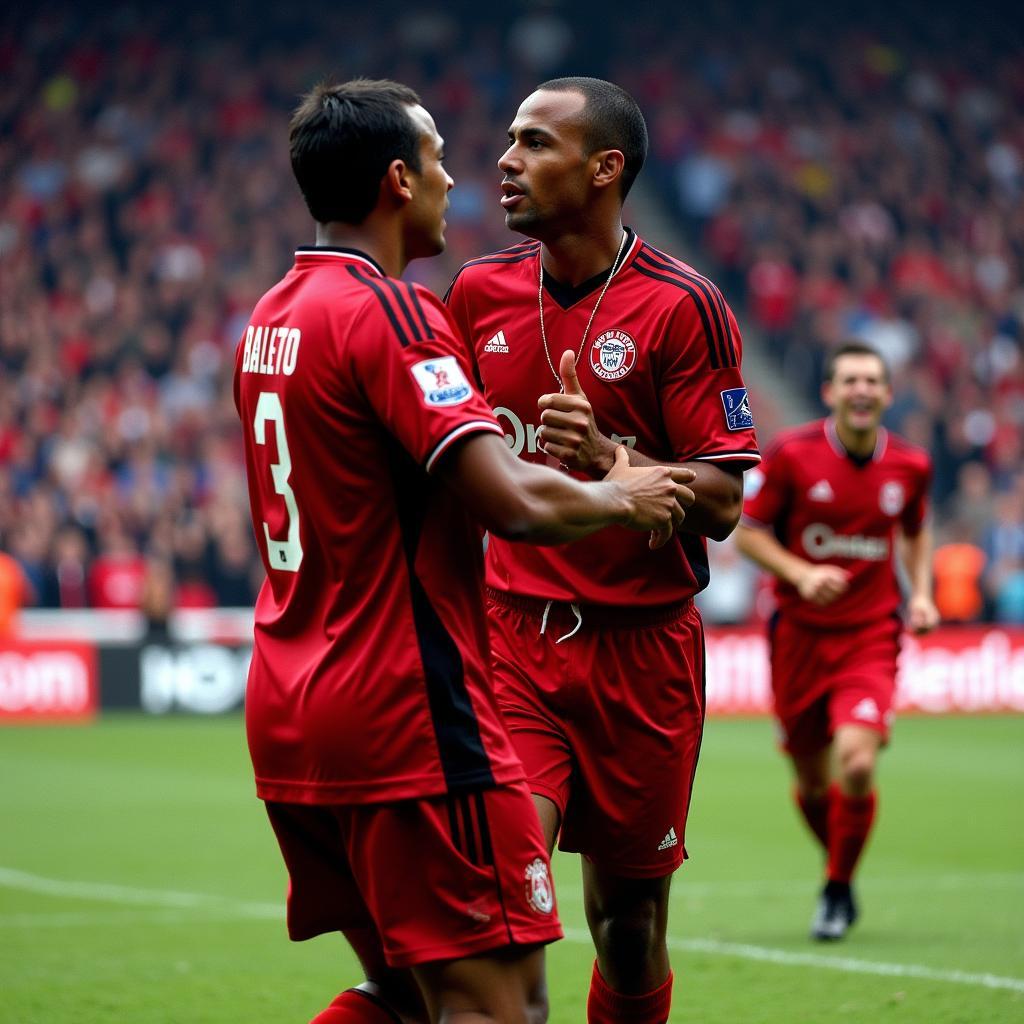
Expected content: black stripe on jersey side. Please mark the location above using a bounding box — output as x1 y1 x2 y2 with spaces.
402 282 434 339
386 439 495 791
679 532 711 593
346 265 410 347
638 246 735 366
378 275 424 343
633 266 722 369
465 240 540 263
443 246 539 303
637 248 727 365
641 246 739 367
462 252 538 268
473 792 495 866
636 249 734 368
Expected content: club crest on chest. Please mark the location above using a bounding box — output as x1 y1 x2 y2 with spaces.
590 329 637 381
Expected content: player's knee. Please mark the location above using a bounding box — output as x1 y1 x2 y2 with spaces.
839 750 875 794
591 902 661 970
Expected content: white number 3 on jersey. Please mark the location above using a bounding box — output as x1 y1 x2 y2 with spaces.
253 391 303 572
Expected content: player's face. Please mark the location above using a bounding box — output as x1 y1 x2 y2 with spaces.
498 89 594 237
823 353 892 434
404 104 454 259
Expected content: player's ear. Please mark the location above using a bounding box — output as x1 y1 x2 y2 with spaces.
383 159 414 206
592 149 625 191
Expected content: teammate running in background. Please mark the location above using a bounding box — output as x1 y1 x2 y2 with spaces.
736 341 939 940
235 78 692 1024
446 78 760 1024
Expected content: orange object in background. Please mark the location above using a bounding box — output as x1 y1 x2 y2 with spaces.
0 552 29 638
933 542 986 623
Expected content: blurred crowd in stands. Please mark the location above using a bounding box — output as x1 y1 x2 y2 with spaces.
1 2 1022 624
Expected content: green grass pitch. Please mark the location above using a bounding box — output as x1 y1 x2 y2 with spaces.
1 714 1021 1023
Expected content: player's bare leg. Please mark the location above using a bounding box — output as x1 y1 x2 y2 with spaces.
833 724 881 797
531 794 562 854
412 944 549 1023
582 862 673 1022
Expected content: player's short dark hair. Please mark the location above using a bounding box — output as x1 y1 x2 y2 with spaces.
536 77 648 198
825 341 890 384
289 79 422 225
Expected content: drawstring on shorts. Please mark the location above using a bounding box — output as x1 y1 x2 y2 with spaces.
538 600 583 644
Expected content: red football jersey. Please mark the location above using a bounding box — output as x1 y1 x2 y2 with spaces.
234 247 521 805
445 232 760 606
742 418 933 628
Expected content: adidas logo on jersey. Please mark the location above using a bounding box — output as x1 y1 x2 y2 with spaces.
809 479 834 502
658 827 678 851
851 698 880 722
483 330 509 354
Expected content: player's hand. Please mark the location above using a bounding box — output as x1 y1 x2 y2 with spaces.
606 446 696 549
537 350 618 475
907 593 940 634
795 564 851 605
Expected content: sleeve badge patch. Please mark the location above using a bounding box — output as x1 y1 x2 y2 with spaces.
720 388 754 431
411 356 472 407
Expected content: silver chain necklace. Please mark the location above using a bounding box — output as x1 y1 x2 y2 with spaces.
538 230 628 391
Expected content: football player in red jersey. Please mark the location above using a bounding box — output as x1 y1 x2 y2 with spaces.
736 342 939 940
235 79 695 1024
445 79 760 1024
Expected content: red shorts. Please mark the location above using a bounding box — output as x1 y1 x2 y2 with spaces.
264 782 562 969
769 614 902 755
487 590 705 878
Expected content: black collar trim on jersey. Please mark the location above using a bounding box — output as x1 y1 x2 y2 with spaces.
542 227 636 310
294 246 386 277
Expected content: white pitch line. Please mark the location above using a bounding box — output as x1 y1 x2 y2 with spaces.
560 928 1024 994
0 867 280 917
2 868 1023 994
553 871 1024 901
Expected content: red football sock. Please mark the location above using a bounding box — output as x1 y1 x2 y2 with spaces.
795 787 830 851
827 786 877 884
309 988 400 1024
587 961 673 1024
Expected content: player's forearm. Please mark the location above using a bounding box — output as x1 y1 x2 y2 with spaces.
443 433 634 546
734 523 812 586
900 526 934 599
500 472 633 545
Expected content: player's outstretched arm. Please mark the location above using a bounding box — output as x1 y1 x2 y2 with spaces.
735 523 850 605
439 433 694 549
537 349 740 540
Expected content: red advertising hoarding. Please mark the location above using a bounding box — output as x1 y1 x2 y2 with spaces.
0 641 98 723
705 626 1024 715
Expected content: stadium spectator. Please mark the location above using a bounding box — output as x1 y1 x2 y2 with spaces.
735 342 939 941
445 77 759 1023
235 77 690 1024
